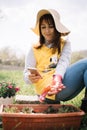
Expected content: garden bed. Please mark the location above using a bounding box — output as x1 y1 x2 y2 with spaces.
0 104 85 130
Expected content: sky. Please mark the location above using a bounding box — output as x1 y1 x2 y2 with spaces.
0 0 87 56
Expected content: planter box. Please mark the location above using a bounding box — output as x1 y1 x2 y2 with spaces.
0 97 13 106
0 104 85 130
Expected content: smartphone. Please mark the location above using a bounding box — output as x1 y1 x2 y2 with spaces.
28 67 42 78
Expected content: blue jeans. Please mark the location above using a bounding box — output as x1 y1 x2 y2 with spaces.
56 58 87 101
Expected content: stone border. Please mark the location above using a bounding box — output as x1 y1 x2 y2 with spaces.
15 95 40 104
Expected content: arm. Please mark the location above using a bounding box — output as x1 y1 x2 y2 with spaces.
23 47 36 84
55 39 71 78
48 39 71 95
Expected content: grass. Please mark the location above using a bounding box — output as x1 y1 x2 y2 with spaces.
0 69 87 129
0 70 36 96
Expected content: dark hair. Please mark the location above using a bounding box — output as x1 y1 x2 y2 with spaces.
37 13 61 54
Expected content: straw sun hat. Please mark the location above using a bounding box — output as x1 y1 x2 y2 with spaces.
31 9 70 36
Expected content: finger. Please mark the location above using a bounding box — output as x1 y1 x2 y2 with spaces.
48 85 66 96
48 90 58 96
29 76 40 83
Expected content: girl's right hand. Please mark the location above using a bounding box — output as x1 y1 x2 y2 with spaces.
29 73 42 83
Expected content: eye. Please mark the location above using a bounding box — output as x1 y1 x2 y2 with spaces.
41 26 46 29
49 24 54 28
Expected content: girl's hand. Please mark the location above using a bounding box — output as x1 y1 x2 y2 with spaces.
39 74 65 102
39 82 65 102
47 83 65 96
29 73 42 83
48 75 65 96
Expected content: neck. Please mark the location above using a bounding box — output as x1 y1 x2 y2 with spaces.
45 40 54 48
45 40 53 45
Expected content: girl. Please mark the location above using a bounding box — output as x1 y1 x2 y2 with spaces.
24 9 87 112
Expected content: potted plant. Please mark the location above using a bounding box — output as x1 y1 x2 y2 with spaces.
0 82 20 105
0 104 85 130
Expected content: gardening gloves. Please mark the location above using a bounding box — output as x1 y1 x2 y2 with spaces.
39 75 65 102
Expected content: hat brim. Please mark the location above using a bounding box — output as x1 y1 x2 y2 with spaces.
31 9 70 36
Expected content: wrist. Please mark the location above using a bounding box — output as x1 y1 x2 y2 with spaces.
53 74 62 83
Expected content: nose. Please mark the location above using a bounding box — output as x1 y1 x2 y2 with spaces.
45 27 50 33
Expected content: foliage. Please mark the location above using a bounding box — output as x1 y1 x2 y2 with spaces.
3 105 79 114
44 105 79 114
0 47 25 66
4 106 34 114
0 82 20 98
71 50 87 64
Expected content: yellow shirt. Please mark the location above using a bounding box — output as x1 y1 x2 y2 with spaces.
33 44 60 100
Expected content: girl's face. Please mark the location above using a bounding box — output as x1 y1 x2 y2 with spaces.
40 20 55 43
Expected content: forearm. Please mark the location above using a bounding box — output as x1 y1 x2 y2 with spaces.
55 40 71 78
23 47 36 84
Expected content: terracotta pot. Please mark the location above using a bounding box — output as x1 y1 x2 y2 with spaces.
0 97 13 106
0 104 85 130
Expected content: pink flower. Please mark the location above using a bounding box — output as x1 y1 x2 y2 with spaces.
0 82 20 98
8 85 12 89
15 87 20 92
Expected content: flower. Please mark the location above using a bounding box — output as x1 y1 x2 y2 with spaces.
0 82 20 98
